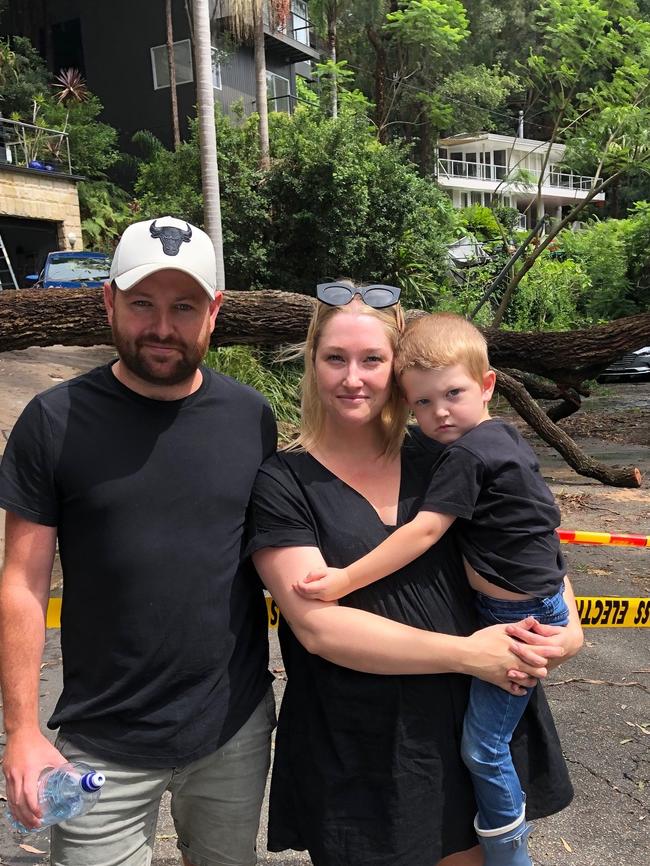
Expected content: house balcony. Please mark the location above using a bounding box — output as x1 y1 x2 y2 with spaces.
435 157 605 205
0 117 74 177
212 1 320 64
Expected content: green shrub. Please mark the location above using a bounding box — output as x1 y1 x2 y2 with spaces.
559 219 634 320
135 106 458 303
458 205 501 240
506 256 591 330
204 346 301 427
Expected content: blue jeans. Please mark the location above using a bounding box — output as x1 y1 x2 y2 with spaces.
461 586 569 831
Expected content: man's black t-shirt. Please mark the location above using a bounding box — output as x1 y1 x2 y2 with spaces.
420 419 565 596
0 363 276 767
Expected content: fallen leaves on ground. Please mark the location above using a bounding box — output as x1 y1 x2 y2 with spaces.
19 843 47 854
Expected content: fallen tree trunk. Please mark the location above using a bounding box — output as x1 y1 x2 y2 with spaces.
486 314 650 387
495 369 642 488
0 288 317 351
1 290 649 387
0 288 645 488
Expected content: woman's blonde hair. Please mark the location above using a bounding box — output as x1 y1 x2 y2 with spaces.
289 286 409 458
395 312 490 386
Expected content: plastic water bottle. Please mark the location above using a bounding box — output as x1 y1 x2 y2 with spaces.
5 761 105 833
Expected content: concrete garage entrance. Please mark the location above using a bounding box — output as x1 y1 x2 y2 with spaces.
0 215 59 288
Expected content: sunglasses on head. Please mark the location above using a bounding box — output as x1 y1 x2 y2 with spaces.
316 282 401 309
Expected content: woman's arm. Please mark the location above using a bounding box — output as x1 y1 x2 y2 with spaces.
254 545 565 694
296 510 456 601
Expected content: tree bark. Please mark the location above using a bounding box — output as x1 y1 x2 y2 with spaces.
1 290 649 375
0 289 316 352
0 289 645 488
485 312 650 387
166 0 182 150
495 369 641 488
328 10 338 119
192 0 226 289
366 25 387 143
254 2 271 171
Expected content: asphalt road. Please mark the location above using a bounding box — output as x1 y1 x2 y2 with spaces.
0 346 648 866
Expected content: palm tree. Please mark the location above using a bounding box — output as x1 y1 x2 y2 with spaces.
229 0 290 170
165 0 182 149
192 0 226 289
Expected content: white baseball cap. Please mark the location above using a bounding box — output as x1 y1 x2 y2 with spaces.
109 216 217 299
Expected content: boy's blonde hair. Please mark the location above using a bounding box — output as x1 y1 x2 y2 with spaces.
395 312 490 385
289 290 409 458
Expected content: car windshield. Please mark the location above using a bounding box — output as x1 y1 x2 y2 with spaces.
47 255 111 282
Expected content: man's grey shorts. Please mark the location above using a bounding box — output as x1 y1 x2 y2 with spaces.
51 687 276 866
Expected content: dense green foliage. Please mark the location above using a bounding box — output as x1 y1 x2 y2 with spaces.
4 3 650 330
135 106 458 304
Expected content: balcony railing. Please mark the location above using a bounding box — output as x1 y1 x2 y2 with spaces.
436 158 596 192
262 5 311 44
0 116 72 175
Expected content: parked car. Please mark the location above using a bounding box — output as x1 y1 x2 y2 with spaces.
596 346 650 383
26 251 111 289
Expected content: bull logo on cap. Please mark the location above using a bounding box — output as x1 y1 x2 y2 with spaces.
149 219 192 256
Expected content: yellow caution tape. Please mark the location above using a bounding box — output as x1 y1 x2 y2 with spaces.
45 595 649 630
46 597 61 629
44 597 280 630
576 596 650 628
267 596 280 628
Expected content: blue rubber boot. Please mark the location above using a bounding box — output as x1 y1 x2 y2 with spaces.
475 813 533 866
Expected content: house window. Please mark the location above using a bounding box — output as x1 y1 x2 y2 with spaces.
465 152 477 178
291 0 310 45
451 151 465 176
471 191 482 206
211 47 222 90
151 39 193 90
493 149 507 180
267 71 291 112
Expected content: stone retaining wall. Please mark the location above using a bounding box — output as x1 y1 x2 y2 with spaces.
0 166 83 249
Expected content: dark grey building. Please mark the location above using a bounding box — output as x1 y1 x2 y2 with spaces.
1 0 320 149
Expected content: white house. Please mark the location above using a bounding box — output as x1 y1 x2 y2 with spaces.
435 129 605 229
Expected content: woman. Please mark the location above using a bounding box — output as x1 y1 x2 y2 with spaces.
247 285 583 866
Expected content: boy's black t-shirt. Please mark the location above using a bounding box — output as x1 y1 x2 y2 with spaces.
0 363 277 767
420 419 566 596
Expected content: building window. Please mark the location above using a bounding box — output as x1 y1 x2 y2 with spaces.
291 0 310 44
267 71 291 112
493 149 507 180
451 151 465 176
151 39 193 90
211 47 222 90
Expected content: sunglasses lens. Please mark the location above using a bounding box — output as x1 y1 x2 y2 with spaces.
319 284 354 306
362 287 398 308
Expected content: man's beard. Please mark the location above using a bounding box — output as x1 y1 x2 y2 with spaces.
112 323 209 387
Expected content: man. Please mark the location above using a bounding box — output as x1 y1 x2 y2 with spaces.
0 216 277 865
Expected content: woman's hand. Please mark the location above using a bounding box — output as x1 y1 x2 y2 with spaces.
462 620 565 695
506 578 584 675
506 618 583 673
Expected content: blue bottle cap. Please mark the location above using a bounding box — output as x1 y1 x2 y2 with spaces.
80 771 105 793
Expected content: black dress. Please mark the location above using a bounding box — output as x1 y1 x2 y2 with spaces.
246 431 573 866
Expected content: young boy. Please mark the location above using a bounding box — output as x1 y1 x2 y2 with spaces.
294 311 569 866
